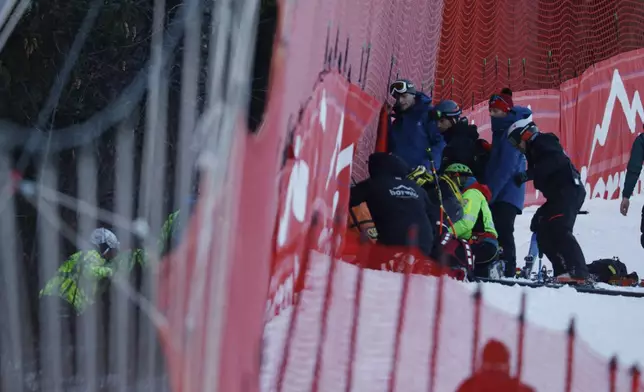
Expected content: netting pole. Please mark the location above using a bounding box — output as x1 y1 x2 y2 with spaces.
343 36 349 75
614 13 620 44
608 356 618 392
323 22 331 70
630 365 641 392
507 58 511 89
494 55 498 81
564 318 576 392
276 212 321 392
482 58 486 100
358 43 365 87
311 214 343 392
515 291 527 381
522 58 526 87
333 26 340 67
387 227 416 392
386 55 395 96
362 43 371 91
450 76 454 100
427 263 446 392
470 285 483 374
344 236 368 392
546 50 552 83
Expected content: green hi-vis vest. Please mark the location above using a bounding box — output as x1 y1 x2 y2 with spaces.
40 210 181 312
39 250 113 312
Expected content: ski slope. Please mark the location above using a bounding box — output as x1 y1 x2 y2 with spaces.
261 196 644 391
481 195 644 367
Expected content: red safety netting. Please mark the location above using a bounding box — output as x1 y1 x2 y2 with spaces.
433 0 644 106
262 229 644 392
278 0 445 182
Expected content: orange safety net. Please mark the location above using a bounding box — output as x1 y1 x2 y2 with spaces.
433 0 644 106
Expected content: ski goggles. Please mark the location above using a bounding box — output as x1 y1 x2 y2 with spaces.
508 124 539 147
429 109 459 121
488 94 512 113
389 80 413 96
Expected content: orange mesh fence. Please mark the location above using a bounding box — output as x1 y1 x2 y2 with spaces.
433 0 644 105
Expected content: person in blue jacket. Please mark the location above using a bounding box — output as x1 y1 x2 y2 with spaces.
388 79 445 170
485 88 532 277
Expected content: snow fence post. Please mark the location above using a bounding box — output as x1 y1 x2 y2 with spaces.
515 291 527 381
564 317 576 392
470 285 483 375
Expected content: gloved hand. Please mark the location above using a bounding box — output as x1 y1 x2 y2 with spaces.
513 171 529 186
408 165 434 186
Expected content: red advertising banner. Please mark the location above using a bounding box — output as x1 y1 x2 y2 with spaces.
464 49 644 206
266 73 381 320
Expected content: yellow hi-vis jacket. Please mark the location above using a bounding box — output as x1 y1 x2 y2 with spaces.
449 182 498 242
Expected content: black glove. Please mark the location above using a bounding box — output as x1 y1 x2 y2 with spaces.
513 172 529 186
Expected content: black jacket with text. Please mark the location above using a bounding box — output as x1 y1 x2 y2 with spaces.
350 153 438 256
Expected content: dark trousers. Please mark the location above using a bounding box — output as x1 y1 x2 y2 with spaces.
471 241 501 278
532 186 588 278
490 202 519 277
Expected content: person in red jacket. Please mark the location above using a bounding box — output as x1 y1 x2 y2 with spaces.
456 339 535 392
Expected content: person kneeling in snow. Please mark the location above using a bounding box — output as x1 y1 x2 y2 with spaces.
441 163 501 278
349 152 438 258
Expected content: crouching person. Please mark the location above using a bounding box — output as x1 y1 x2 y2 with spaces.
349 152 438 259
442 164 501 278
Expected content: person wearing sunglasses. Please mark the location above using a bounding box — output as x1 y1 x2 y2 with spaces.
387 79 445 170
509 118 589 280
485 88 533 278
430 100 490 184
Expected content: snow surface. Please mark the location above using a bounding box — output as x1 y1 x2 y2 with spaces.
261 196 644 391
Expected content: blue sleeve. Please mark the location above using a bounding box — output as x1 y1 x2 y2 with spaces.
486 107 532 201
486 141 523 202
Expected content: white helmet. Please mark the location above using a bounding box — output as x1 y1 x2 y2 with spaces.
507 118 539 145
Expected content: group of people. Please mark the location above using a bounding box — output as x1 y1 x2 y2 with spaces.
349 79 590 280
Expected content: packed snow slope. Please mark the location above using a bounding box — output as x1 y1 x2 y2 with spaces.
261 196 644 392
483 195 644 366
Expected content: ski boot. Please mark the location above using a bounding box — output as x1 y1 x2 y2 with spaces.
518 255 535 280
488 260 506 280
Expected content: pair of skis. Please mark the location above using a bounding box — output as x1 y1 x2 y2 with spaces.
474 233 644 298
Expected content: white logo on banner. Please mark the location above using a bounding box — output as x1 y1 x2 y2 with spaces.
582 68 644 199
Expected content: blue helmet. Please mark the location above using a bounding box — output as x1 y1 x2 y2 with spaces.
430 99 462 121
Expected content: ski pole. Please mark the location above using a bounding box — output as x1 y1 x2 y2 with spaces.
428 158 457 237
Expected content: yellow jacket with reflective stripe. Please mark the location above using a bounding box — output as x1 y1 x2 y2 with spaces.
449 185 497 241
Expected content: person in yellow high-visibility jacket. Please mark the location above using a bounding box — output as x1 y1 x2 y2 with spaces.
442 163 501 278
40 210 182 313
